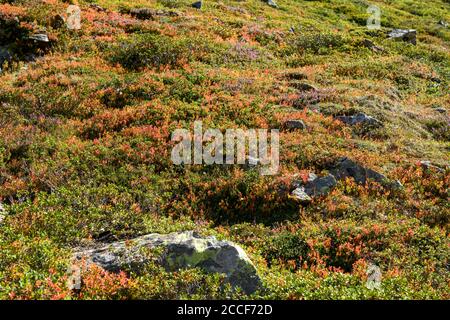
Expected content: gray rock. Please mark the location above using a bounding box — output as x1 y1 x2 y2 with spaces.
28 33 49 43
434 107 446 114
419 161 445 173
283 119 307 131
329 157 401 189
192 1 202 9
73 231 262 294
438 20 448 28
291 82 317 91
362 39 384 53
266 0 278 8
130 8 179 19
291 173 337 199
304 174 337 196
89 4 106 12
388 29 417 45
335 113 382 128
291 187 312 203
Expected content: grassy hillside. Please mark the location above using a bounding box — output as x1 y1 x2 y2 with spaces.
0 0 449 299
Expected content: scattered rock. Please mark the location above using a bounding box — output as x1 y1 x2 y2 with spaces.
329 157 402 189
266 0 278 8
73 231 262 294
290 82 317 92
50 14 65 29
89 4 107 12
304 174 338 197
438 20 448 28
433 107 446 114
192 1 202 9
290 187 312 203
362 39 384 53
335 113 383 128
283 119 307 131
28 33 49 43
129 8 179 20
419 161 445 173
388 29 417 45
284 71 308 81
291 173 337 201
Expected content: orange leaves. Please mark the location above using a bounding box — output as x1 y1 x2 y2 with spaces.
78 265 134 300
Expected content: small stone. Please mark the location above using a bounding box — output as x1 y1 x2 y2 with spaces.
304 174 337 197
438 20 448 28
192 1 202 9
291 82 317 91
362 39 384 53
419 161 445 173
0 203 5 224
89 4 106 12
291 187 312 203
283 119 307 131
388 29 417 45
335 113 382 128
28 33 49 42
266 0 278 8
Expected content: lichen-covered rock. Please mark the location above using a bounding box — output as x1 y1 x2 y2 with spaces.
73 231 262 294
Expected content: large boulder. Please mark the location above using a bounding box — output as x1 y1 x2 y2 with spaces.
73 231 262 294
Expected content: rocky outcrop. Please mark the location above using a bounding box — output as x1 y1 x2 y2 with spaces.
73 231 262 294
388 29 417 45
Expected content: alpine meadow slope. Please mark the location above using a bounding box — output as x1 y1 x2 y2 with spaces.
0 0 449 299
